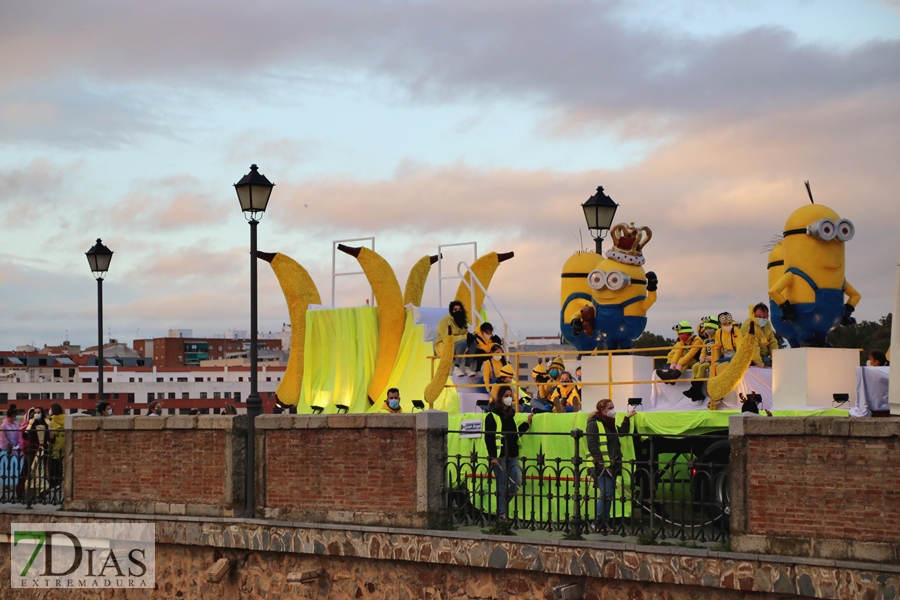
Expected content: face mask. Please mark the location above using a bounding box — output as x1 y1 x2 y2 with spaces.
756 318 768 327
535 374 548 383
549 369 560 379
722 325 732 332
388 399 400 410
577 374 582 381
502 396 513 407
492 355 502 361
155 407 163 416
866 360 873 367
107 409 114 416
560 380 572 386
34 413 43 420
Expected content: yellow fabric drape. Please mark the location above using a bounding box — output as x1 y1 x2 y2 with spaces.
300 307 378 414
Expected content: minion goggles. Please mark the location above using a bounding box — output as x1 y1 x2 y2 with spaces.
783 218 854 242
587 269 646 291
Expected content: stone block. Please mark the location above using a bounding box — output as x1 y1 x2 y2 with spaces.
848 541 895 563
742 417 805 436
326 414 366 429
256 415 294 430
166 415 197 429
728 415 746 437
813 539 850 560
197 415 238 430
72 417 101 430
100 416 134 430
364 413 412 429
293 416 328 429
803 416 850 437
185 504 222 518
416 410 449 431
849 419 900 438
767 535 811 557
134 416 167 430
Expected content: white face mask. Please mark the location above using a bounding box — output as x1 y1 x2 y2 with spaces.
866 360 873 367
756 318 768 327
722 325 732 332
502 396 513 406
492 355 502 361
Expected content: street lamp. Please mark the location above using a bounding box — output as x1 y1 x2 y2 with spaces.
85 239 113 407
234 164 274 518
582 186 619 254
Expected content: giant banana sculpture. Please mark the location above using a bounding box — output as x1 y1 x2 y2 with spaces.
403 254 439 306
337 245 406 403
259 251 321 406
425 332 455 408
455 252 514 318
707 322 760 409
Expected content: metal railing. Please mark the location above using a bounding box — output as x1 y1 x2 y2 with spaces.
443 428 730 543
0 447 64 507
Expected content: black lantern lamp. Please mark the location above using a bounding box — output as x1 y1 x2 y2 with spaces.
234 164 274 518
86 239 114 407
582 186 619 254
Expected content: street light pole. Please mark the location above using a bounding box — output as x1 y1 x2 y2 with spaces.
581 186 619 255
86 239 113 409
234 164 275 519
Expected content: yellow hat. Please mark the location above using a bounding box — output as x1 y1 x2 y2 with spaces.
532 363 548 376
500 364 516 378
550 357 565 370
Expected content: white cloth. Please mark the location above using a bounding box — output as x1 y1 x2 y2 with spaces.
647 367 774 412
412 306 453 343
854 366 890 416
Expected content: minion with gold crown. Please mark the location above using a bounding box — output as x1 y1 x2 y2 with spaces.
568 223 658 350
768 184 861 347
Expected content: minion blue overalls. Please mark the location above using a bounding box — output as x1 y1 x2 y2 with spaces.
592 296 648 350
560 292 601 351
771 267 845 347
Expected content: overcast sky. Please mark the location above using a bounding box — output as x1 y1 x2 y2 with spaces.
1 0 899 349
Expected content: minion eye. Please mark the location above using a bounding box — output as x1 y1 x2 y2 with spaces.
587 270 606 290
809 218 836 241
836 219 854 241
605 271 630 291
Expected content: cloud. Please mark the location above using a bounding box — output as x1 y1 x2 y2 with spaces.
106 175 231 232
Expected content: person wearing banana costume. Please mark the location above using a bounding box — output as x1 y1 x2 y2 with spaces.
550 370 581 413
570 223 658 350
768 186 861 347
741 303 778 367
683 317 719 402
656 320 702 383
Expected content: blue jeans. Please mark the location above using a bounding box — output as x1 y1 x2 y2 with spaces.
761 355 772 367
596 472 615 525
453 339 477 368
491 457 522 517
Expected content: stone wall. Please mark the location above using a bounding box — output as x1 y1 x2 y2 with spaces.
255 411 447 528
64 415 247 517
2 510 899 599
730 416 900 564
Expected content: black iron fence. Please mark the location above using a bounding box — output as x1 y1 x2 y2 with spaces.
444 428 731 543
0 437 65 508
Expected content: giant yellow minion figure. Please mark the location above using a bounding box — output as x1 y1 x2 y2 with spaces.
560 251 604 350
768 184 861 347
765 242 800 348
576 223 658 350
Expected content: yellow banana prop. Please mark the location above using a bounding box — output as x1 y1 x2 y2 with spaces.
259 251 321 406
403 254 439 306
338 245 405 403
707 322 760 407
425 332 454 408
454 251 514 318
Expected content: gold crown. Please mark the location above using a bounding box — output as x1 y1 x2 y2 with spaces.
607 222 652 265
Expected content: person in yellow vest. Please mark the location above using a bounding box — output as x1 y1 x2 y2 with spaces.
741 303 778 367
684 317 719 402
435 300 477 377
714 312 743 368
550 371 581 413
656 320 701 382
378 388 403 413
482 344 507 394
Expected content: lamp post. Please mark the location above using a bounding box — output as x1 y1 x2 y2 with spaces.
85 239 113 407
234 164 274 518
581 186 619 254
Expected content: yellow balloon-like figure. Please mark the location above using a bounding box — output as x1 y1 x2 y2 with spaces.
565 223 658 350
768 185 861 347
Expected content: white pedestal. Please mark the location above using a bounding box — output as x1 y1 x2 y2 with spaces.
581 355 654 412
772 348 858 409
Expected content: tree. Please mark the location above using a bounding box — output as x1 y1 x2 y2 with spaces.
827 313 892 365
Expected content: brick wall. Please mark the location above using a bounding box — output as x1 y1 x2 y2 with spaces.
256 412 447 527
64 415 247 517
730 416 900 563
